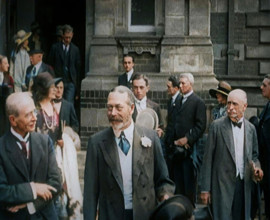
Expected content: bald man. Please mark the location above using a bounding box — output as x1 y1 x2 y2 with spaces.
0 92 61 219
200 89 263 220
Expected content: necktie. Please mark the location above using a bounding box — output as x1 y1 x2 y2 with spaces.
119 132 130 155
54 98 62 103
32 66 36 76
20 141 28 157
232 121 242 128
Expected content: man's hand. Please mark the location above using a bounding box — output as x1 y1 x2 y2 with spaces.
253 167 264 182
200 192 211 205
34 183 57 201
174 137 189 148
7 204 27 213
158 194 170 202
57 139 64 148
156 128 164 138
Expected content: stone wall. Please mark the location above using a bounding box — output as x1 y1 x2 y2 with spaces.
210 0 270 111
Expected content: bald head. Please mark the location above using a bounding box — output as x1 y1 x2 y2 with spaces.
227 89 248 122
6 92 34 117
6 92 37 137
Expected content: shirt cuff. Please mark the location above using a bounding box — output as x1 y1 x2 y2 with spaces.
30 182 37 199
27 202 36 214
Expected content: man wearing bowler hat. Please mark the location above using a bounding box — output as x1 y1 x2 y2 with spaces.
24 49 54 91
209 81 232 120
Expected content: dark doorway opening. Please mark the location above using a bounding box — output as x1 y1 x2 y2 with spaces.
35 0 85 73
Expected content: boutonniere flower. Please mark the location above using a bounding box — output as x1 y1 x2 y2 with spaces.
141 136 152 148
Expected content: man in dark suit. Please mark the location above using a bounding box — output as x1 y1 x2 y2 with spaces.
170 73 206 203
118 55 135 89
0 92 61 219
131 73 164 137
83 86 174 220
54 78 79 133
48 24 81 104
258 74 270 219
24 49 54 91
200 89 263 220
164 76 181 174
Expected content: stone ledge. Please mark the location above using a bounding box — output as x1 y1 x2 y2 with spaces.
246 13 270 27
161 36 212 46
246 46 270 58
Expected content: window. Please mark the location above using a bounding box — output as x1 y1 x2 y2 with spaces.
128 0 155 32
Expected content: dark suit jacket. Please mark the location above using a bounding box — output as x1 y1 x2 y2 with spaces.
132 99 164 129
25 62 54 89
83 125 175 220
201 116 260 220
174 92 206 147
0 131 61 220
118 72 134 89
48 42 81 90
164 93 182 147
258 101 270 189
59 99 79 133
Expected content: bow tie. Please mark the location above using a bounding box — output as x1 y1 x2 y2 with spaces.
54 98 62 103
232 121 242 128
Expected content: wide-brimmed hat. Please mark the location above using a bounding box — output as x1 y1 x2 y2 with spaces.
33 72 62 90
150 195 195 220
209 81 232 98
136 108 159 130
15 30 32 45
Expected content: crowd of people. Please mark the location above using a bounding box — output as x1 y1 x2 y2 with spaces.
0 24 270 220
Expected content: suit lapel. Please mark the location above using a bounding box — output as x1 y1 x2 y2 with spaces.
244 119 251 158
221 117 236 164
132 126 147 187
5 132 29 180
99 128 123 193
30 133 43 180
178 93 193 112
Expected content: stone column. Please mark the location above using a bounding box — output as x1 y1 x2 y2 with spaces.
161 0 217 93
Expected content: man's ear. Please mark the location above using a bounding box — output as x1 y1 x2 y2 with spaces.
130 103 135 114
9 115 17 127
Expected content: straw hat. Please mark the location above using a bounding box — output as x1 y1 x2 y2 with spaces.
209 81 232 98
14 30 32 45
136 108 159 130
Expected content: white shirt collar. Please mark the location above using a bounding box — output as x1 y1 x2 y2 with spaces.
11 127 30 142
126 69 134 82
0 72 3 84
183 90 193 99
172 91 180 102
34 61 42 72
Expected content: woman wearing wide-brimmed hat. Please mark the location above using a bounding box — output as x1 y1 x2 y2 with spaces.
209 81 232 120
10 29 31 92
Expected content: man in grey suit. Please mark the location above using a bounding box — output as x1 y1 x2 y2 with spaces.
131 73 164 137
83 86 174 220
24 49 54 91
0 92 61 219
200 89 263 220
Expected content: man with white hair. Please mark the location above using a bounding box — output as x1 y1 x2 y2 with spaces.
0 92 61 219
200 89 263 220
167 73 206 204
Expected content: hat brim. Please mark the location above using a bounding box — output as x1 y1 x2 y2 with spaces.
209 88 229 98
150 195 195 220
16 32 32 45
136 108 159 130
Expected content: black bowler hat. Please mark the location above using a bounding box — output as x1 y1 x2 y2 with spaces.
29 49 44 56
150 195 195 220
209 81 232 98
